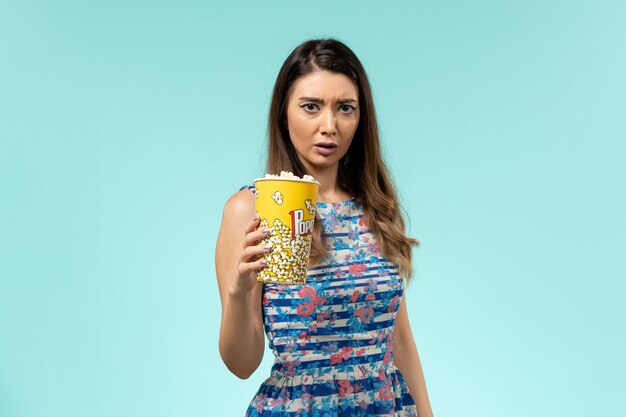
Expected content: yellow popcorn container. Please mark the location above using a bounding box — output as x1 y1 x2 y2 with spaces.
254 177 320 284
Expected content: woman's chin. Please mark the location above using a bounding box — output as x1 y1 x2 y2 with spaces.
298 154 340 171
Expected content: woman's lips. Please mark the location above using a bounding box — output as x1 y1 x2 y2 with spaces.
314 143 338 156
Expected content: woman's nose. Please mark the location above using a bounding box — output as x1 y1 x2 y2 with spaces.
319 108 337 136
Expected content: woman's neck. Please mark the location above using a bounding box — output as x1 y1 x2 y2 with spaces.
306 163 352 203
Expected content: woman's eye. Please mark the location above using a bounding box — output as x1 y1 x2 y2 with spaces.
302 104 318 112
340 104 355 113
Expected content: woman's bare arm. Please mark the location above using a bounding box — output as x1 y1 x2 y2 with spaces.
393 289 434 417
215 189 269 379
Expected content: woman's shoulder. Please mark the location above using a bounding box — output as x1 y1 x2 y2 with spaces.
222 184 256 220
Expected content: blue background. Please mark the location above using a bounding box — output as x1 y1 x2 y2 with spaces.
1 1 624 416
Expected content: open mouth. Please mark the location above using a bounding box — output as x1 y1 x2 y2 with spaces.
314 143 338 156
315 142 337 149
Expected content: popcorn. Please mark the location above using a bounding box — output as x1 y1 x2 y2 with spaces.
264 171 319 184
271 191 284 205
258 218 312 284
305 199 315 216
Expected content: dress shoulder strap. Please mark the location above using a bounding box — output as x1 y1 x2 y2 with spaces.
239 183 257 197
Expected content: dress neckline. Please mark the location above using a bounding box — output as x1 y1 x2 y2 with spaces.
316 197 356 208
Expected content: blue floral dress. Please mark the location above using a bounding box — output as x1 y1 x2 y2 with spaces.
241 184 418 417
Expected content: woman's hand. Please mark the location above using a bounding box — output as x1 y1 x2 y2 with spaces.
230 214 271 296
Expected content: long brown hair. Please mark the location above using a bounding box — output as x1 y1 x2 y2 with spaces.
266 38 420 281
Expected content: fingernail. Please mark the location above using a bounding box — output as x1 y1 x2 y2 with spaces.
262 228 270 234
260 260 267 266
264 245 272 250
253 212 259 220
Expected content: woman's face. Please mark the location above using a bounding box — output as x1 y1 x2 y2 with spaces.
285 70 360 173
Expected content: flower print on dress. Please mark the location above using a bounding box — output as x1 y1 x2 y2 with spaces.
296 301 315 317
354 306 375 323
348 263 367 276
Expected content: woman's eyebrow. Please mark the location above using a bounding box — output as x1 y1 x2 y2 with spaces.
297 96 358 104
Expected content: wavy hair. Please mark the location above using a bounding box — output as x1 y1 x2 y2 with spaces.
266 38 420 281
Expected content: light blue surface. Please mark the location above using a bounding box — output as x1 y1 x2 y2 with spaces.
1 1 624 416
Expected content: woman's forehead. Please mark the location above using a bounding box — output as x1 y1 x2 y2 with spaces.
289 71 358 100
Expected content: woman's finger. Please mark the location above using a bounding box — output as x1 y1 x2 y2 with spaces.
245 226 270 247
238 258 267 276
243 213 261 234
241 244 272 263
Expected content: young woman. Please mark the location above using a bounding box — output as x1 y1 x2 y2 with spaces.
216 38 434 417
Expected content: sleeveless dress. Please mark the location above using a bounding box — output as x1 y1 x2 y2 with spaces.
240 184 418 417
